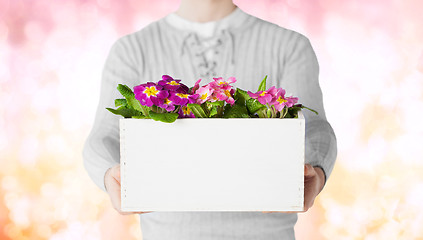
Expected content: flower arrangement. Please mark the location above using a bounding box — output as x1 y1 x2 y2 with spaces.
106 75 317 123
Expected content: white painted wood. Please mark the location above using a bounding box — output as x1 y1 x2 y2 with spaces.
120 113 304 212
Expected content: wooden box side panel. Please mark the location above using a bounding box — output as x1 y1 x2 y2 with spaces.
121 118 304 212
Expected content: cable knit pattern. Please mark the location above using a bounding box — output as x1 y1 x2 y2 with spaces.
83 8 337 239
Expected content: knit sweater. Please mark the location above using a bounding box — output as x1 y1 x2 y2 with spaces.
83 7 337 240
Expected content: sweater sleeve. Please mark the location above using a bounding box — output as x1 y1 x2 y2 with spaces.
281 33 337 184
83 36 140 192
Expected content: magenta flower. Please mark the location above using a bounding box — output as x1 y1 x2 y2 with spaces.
158 75 189 93
169 92 198 106
271 88 299 111
248 86 278 105
161 75 173 81
158 96 176 112
190 79 202 94
134 82 168 107
178 105 196 118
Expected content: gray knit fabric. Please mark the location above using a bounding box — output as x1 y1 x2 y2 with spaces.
83 8 337 239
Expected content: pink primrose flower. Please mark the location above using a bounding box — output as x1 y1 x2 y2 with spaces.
248 86 278 105
285 96 298 108
270 88 299 111
212 84 235 105
195 85 213 104
210 77 236 88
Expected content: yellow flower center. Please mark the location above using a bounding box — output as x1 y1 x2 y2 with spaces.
200 93 208 100
224 90 231 97
259 91 267 96
164 98 171 105
144 86 159 97
167 81 179 86
218 81 226 85
182 106 191 115
277 96 287 104
176 93 189 99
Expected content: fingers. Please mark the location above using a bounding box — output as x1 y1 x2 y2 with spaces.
111 164 121 183
304 164 316 177
262 165 319 215
107 175 123 212
106 165 152 215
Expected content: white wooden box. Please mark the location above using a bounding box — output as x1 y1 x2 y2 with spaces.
120 112 305 212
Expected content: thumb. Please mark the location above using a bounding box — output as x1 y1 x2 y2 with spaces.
304 164 315 177
112 165 121 183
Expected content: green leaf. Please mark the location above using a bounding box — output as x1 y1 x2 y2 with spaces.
284 111 293 118
148 111 179 123
126 97 142 111
207 101 225 107
256 108 267 118
115 99 127 107
209 107 218 117
234 88 251 102
266 108 272 118
286 106 302 118
246 98 266 114
116 84 149 116
139 105 151 117
106 107 143 118
187 103 208 118
301 105 318 115
223 101 249 118
132 115 147 119
117 84 135 99
257 75 268 92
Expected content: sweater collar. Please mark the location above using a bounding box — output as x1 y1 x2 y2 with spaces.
164 7 248 39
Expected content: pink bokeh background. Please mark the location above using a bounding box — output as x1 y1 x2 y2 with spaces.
1 0 423 239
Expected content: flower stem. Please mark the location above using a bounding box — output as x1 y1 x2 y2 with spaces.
257 109 267 118
173 105 181 114
282 107 289 118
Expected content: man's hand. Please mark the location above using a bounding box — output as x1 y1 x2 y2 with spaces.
105 164 152 215
262 164 325 213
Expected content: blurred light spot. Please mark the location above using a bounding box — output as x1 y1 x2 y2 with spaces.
418 50 423 73
406 183 423 206
40 182 57 198
31 83 57 113
24 21 46 43
60 106 83 131
97 0 111 9
287 0 300 8
45 134 66 155
2 175 18 191
54 202 69 221
19 135 39 166
0 56 11 83
36 224 52 239
4 224 22 239
0 19 8 43
4 193 19 209
9 196 31 227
